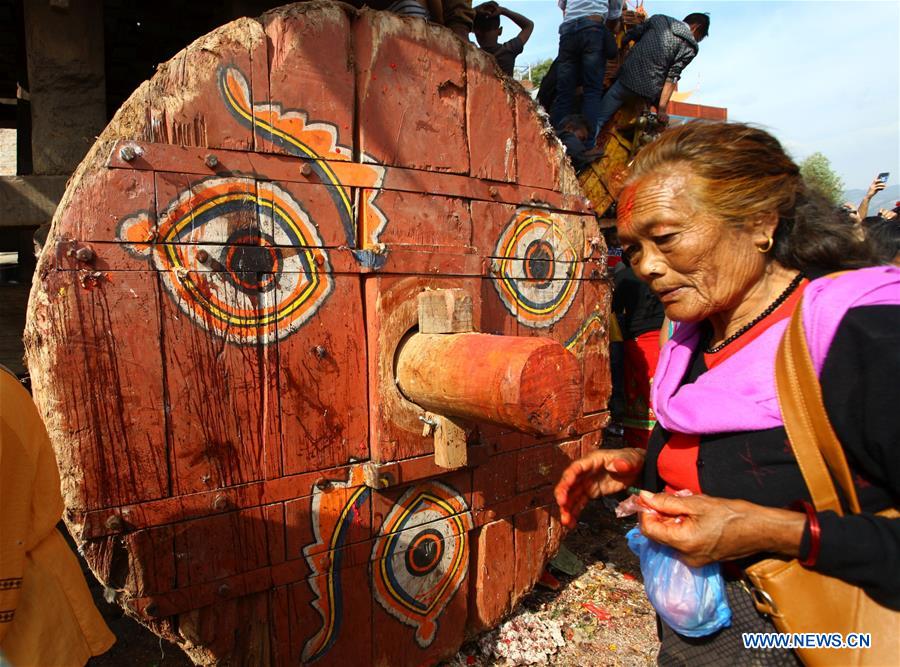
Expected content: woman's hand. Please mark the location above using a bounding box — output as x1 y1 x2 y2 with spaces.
637 492 807 567
554 448 645 528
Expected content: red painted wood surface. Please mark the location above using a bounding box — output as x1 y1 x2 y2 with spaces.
24 2 612 665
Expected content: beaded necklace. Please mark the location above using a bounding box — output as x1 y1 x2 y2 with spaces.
704 273 805 354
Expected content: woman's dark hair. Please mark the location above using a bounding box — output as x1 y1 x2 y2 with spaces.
626 122 879 273
863 217 900 264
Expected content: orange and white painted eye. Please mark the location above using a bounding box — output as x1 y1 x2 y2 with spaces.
492 208 583 328
370 481 473 648
117 176 332 346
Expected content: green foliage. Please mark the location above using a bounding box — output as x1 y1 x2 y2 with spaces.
527 58 554 87
799 152 845 205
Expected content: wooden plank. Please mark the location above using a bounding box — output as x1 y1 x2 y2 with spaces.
516 440 581 494
264 502 287 566
363 446 486 490
283 482 371 564
81 463 355 539
364 275 481 463
471 450 519 511
79 527 176 599
372 247 483 276
513 505 552 602
370 480 472 666
468 518 515 631
276 274 369 476
258 178 361 250
122 526 178 597
581 430 604 458
475 422 524 454
371 472 472 537
127 545 378 620
157 268 277 494
26 269 169 511
153 172 260 245
293 559 373 666
148 18 267 151
480 276 519 336
470 200 516 260
106 140 589 214
371 535 469 667
362 188 473 251
481 205 587 333
575 411 611 436
174 506 270 588
514 94 562 190
269 586 295 667
581 276 613 413
79 451 488 539
354 9 469 174
176 590 273 665
261 3 355 159
471 487 554 528
466 47 516 183
54 167 156 244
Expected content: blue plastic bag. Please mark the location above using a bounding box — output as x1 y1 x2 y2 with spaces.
626 527 732 637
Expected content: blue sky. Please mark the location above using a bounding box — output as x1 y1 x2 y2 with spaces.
498 0 900 191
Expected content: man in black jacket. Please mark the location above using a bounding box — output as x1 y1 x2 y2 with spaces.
594 12 709 130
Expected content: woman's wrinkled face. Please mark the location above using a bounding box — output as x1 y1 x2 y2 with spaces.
616 166 768 323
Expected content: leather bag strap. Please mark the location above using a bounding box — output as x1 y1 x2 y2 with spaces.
775 299 853 514
786 302 862 513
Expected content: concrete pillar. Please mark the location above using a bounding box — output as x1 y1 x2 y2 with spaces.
23 0 106 175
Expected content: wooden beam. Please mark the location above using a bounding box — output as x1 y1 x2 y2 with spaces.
396 332 582 436
0 175 67 227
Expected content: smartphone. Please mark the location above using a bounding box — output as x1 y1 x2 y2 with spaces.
877 172 890 183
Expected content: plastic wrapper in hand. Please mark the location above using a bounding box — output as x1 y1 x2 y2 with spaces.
626 527 732 637
615 489 692 518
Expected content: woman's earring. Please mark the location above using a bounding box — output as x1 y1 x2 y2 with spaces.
757 236 774 253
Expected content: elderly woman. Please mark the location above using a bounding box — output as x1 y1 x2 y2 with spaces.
555 122 899 664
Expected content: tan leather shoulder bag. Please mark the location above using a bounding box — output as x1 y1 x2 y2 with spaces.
744 298 900 666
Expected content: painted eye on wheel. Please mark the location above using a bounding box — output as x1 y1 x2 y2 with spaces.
492 209 582 328
371 481 473 648
117 177 332 345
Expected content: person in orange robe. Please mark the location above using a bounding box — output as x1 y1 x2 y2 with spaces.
1 366 115 666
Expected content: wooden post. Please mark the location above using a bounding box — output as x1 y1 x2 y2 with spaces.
396 332 582 436
23 0 107 175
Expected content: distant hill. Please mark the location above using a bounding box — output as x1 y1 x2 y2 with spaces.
842 184 900 214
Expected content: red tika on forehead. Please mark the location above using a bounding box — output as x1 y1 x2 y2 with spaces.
617 183 638 232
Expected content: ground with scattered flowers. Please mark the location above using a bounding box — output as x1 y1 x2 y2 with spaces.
442 498 659 667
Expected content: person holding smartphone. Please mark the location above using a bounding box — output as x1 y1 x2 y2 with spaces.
857 172 889 220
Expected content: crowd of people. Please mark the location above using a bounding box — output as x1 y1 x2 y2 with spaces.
470 1 710 166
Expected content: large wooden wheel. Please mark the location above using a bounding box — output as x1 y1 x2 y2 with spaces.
25 2 611 664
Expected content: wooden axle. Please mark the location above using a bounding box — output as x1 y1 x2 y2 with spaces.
395 332 582 436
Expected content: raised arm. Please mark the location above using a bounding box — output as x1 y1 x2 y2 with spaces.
858 175 887 219
499 5 534 45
